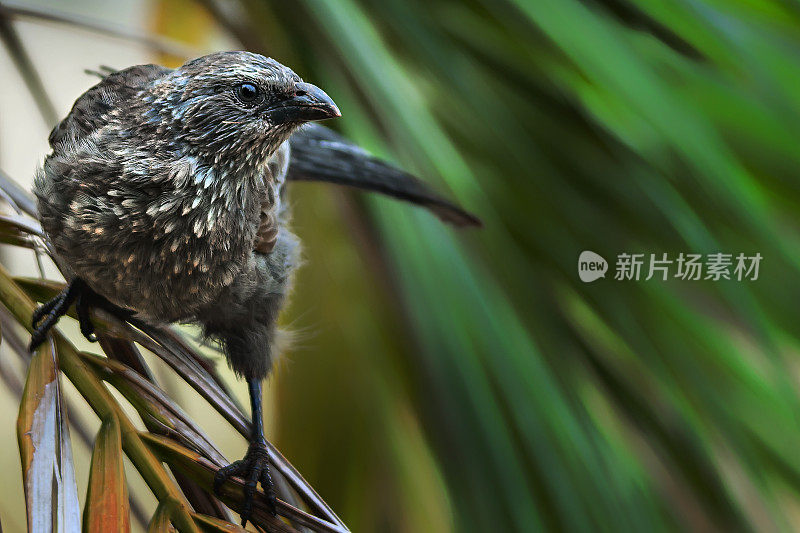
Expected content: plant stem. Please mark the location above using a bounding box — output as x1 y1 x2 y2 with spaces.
0 263 199 533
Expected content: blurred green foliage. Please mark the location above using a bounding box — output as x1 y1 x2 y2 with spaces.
201 0 800 531
8 0 800 530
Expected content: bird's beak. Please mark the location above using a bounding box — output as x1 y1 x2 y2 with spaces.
266 82 341 124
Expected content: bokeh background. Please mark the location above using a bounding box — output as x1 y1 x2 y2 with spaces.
3 0 800 531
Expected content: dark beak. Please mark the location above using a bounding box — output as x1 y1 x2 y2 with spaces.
266 82 341 124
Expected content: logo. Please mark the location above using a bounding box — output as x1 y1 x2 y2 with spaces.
577 251 762 282
578 251 608 282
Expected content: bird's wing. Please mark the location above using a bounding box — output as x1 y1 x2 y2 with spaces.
49 64 172 148
287 124 481 227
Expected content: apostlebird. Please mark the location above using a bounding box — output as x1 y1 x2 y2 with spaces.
30 51 479 525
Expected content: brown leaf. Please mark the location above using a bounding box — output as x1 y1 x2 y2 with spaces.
96 333 230 520
148 503 175 532
83 417 131 533
142 434 341 533
14 277 344 531
192 513 247 533
82 351 226 466
16 340 80 532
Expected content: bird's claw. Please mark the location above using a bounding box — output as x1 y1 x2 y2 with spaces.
75 291 97 342
30 279 90 351
29 278 133 351
213 441 277 527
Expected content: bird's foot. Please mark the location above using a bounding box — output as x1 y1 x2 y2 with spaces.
213 441 277 527
30 278 133 351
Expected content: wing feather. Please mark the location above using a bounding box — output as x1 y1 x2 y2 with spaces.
49 64 172 148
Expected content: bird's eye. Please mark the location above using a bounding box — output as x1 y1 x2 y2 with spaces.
235 83 261 104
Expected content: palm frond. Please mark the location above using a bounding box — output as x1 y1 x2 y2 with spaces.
0 8 57 126
83 417 131 532
0 178 348 531
202 0 800 530
7 0 800 530
17 340 80 532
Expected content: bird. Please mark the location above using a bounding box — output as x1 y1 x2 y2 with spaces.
30 50 479 526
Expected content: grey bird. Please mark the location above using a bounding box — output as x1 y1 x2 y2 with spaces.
30 51 479 525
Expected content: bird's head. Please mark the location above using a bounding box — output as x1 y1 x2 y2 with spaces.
151 51 340 170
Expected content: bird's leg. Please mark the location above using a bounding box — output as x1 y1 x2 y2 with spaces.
213 378 277 526
75 290 97 342
30 278 134 351
30 278 86 350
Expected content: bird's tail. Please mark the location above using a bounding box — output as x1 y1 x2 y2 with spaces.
287 124 481 227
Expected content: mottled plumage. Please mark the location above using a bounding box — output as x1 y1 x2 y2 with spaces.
37 53 304 379
31 51 479 524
